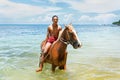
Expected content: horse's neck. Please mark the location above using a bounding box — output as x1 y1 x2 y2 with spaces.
59 41 67 51
54 28 68 52
57 27 67 39
58 37 68 53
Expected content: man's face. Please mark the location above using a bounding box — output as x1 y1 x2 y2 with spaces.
52 17 58 24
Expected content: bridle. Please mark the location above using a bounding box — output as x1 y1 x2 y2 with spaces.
59 29 73 45
60 37 69 45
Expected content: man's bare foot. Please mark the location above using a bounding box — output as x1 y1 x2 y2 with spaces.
36 68 42 72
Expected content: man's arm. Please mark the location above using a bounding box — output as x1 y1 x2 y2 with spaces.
46 26 50 40
58 25 62 31
57 26 62 38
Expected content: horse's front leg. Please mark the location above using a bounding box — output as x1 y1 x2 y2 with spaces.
59 64 66 70
52 64 57 72
59 65 64 70
64 51 68 70
59 52 67 70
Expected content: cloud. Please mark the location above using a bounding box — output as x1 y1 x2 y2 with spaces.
0 0 61 18
78 13 118 24
49 0 58 4
30 13 74 24
29 15 51 24
49 0 120 13
0 0 120 24
29 12 65 24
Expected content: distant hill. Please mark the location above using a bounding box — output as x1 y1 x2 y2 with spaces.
112 20 120 26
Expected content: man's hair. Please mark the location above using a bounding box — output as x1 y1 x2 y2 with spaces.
52 15 58 20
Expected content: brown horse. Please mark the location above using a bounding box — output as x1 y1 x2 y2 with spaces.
39 24 82 72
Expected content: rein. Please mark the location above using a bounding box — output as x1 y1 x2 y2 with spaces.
59 38 69 45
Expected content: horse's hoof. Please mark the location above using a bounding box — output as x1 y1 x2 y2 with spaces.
36 68 42 72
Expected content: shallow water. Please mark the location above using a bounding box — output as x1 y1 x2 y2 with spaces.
0 24 120 80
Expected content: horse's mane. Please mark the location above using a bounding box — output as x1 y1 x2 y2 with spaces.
57 29 64 40
57 24 73 41
52 24 73 45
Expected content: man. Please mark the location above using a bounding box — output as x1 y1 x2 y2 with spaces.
36 15 62 72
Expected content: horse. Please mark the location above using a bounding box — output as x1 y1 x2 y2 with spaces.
39 24 82 72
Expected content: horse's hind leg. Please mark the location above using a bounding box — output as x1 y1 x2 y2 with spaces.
59 66 64 70
52 64 57 72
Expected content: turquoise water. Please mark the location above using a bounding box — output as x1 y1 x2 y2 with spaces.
0 24 120 80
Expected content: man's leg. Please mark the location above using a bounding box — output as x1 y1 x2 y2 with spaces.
43 42 51 54
36 42 51 72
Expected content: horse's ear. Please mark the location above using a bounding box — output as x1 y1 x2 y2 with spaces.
64 24 67 28
70 22 72 25
64 24 67 27
64 24 69 30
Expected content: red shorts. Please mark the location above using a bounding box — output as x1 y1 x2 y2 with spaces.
47 36 57 43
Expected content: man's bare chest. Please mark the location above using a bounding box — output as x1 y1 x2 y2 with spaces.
50 29 59 35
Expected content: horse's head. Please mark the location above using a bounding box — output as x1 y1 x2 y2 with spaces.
61 24 82 49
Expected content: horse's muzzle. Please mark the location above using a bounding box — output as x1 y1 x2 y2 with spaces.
73 41 82 49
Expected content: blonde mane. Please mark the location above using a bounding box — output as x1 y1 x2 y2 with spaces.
57 24 73 41
57 29 64 40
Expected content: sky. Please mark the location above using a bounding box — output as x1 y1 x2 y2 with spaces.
0 0 120 24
